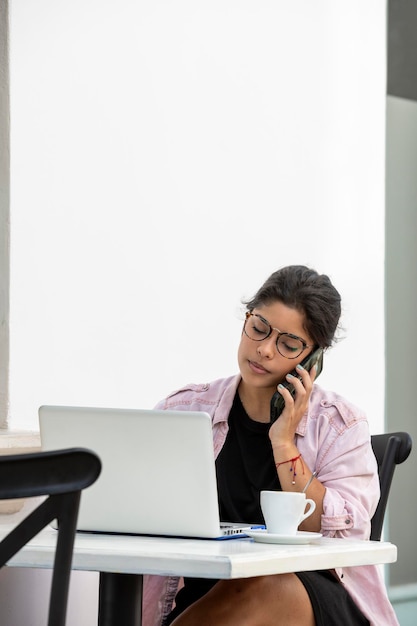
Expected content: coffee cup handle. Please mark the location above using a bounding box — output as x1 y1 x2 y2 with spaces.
299 498 316 523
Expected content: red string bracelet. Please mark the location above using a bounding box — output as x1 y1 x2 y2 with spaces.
275 454 305 485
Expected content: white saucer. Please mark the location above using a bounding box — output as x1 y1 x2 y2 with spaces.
246 530 322 545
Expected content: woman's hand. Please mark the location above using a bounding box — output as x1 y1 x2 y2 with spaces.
269 362 318 450
269 363 325 529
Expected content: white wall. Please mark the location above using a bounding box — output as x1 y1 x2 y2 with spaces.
8 0 386 435
0 0 10 425
0 567 99 626
2 1 387 624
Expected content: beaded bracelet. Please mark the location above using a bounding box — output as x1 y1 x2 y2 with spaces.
275 453 305 485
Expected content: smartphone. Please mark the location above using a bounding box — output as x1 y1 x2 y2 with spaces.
270 347 324 423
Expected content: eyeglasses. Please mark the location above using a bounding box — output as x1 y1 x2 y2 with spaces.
243 312 313 359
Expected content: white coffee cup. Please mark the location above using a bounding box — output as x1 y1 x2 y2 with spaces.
260 490 316 535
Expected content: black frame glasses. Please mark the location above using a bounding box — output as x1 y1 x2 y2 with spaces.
243 312 313 359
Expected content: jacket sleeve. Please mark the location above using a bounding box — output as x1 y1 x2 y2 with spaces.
304 417 379 539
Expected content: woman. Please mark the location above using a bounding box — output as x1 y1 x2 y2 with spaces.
143 265 399 626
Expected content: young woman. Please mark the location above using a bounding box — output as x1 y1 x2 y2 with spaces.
143 265 399 626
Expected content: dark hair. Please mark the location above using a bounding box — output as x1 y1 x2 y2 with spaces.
243 265 341 348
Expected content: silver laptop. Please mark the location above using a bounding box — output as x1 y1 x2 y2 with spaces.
38 405 259 539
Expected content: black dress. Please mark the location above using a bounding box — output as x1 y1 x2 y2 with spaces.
165 393 370 626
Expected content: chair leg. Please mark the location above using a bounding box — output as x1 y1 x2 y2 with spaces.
98 572 143 626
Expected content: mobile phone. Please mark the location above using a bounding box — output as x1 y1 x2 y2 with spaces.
270 347 324 423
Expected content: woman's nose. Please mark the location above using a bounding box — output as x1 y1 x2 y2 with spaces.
256 336 276 358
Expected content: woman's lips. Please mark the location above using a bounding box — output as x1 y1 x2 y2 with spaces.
248 360 270 375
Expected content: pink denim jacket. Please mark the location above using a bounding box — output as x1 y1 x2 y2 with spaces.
142 375 399 626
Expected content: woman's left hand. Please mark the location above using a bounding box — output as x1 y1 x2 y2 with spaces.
268 362 325 529
269 363 318 449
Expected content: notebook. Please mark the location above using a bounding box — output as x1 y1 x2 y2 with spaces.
38 405 260 539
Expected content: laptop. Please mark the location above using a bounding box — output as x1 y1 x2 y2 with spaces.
38 405 261 539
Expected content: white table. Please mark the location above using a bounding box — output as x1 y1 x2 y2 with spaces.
2 526 397 625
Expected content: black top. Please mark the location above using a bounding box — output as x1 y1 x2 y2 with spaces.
216 391 281 524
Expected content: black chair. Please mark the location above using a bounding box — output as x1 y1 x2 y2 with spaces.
0 447 101 626
370 432 412 541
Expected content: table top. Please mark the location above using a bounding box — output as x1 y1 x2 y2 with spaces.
2 525 397 580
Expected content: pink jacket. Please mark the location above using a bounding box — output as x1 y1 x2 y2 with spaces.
142 375 399 626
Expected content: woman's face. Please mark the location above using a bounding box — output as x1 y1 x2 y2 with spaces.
237 301 314 394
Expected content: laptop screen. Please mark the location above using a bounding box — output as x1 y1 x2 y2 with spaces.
39 405 228 538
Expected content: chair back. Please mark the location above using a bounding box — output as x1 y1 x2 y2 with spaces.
0 447 101 626
370 432 412 541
